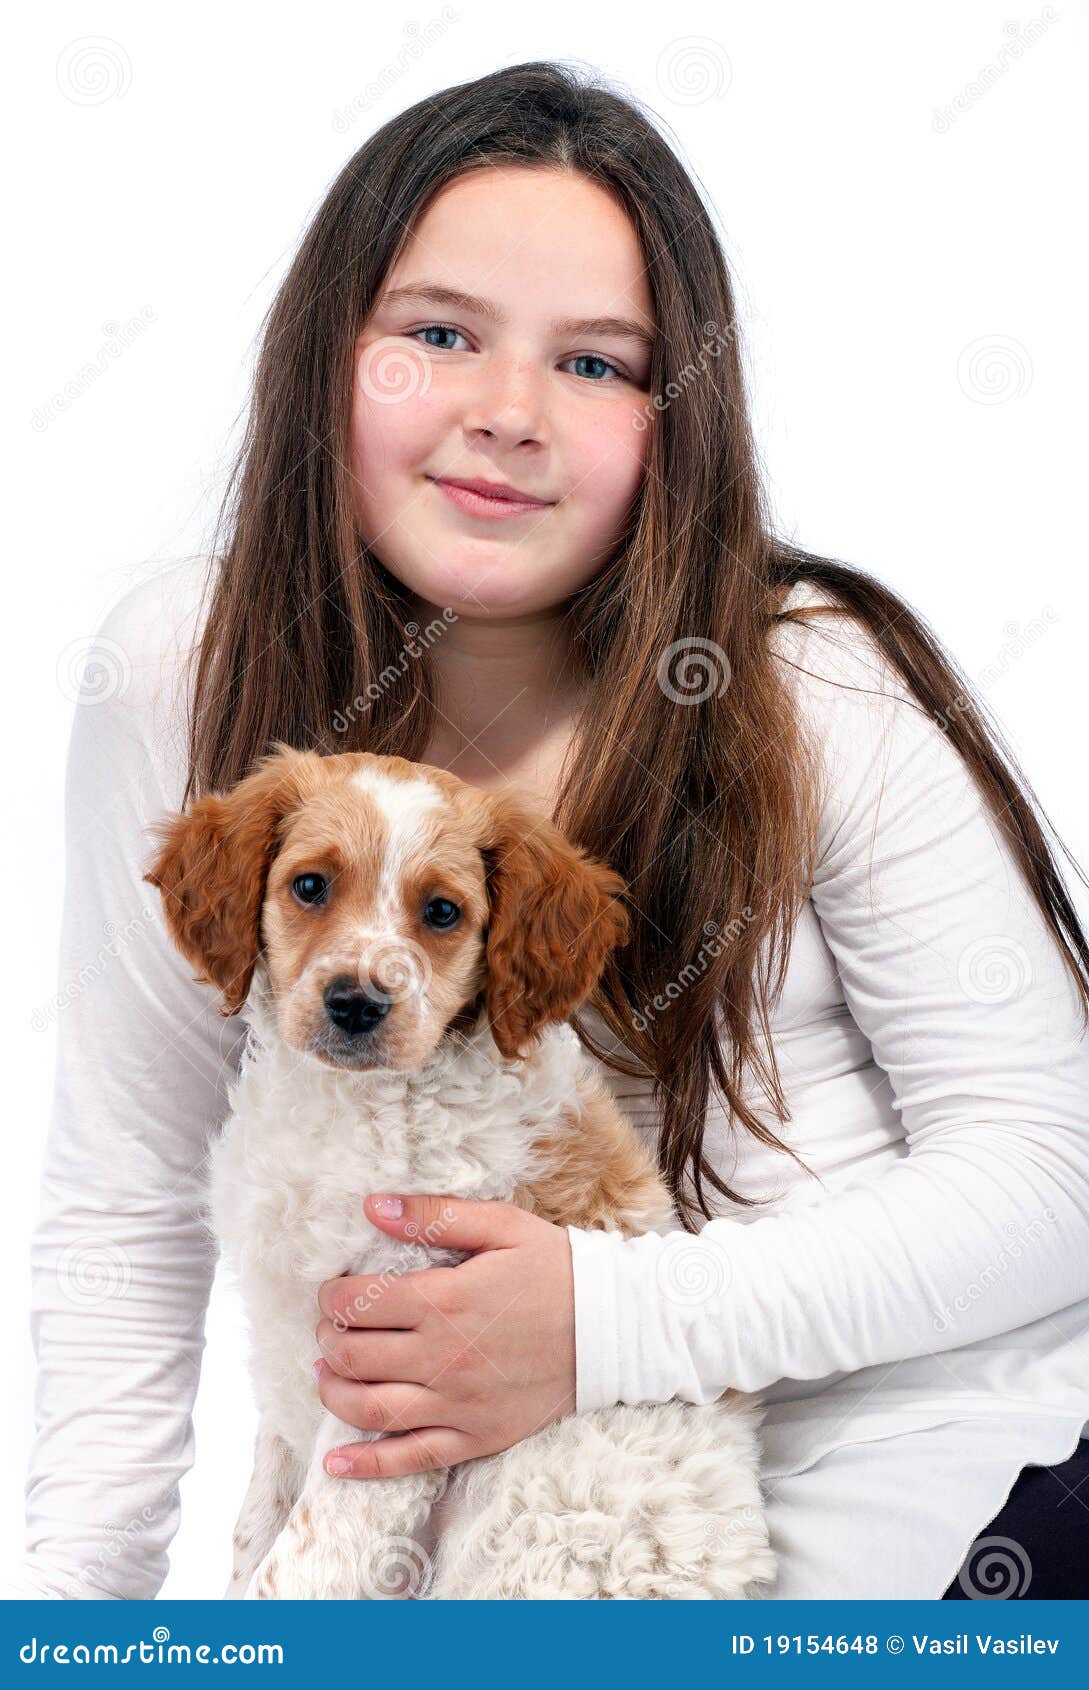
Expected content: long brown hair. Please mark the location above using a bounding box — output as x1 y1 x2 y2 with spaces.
181 59 1089 1230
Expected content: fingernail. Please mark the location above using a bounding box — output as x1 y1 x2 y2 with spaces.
370 1194 403 1218
326 1453 352 1476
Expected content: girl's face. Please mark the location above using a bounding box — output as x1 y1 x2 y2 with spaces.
349 166 655 620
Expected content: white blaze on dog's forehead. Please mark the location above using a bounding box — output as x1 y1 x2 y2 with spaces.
351 767 445 923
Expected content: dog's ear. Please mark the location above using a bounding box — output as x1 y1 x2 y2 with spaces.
142 743 322 1017
478 791 631 1060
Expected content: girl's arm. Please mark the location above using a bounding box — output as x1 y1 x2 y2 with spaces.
567 607 1089 1412
19 581 246 1598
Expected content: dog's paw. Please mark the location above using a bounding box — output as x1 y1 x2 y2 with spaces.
243 1513 436 1601
242 1498 326 1600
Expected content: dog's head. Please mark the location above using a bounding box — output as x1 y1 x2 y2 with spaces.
142 744 630 1071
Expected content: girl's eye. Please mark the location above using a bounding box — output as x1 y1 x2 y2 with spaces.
292 873 328 906
411 324 469 353
560 353 626 383
423 896 461 930
409 325 627 383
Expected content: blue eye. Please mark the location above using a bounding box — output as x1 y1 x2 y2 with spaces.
562 353 625 382
411 324 468 352
409 325 627 383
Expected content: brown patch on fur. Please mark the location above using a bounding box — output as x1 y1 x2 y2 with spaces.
142 742 328 1016
144 746 631 1066
467 786 631 1060
512 1072 675 1236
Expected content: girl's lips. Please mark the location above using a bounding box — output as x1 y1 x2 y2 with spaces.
429 478 554 520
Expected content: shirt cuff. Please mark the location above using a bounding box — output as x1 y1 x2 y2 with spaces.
566 1223 740 1413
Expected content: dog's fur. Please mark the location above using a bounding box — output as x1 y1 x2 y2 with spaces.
144 744 774 1599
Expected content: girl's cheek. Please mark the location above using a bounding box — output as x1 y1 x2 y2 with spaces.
351 392 438 492
568 403 649 505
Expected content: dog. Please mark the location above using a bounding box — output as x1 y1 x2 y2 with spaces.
143 743 774 1599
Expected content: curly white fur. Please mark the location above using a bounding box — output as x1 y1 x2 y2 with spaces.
210 962 775 1600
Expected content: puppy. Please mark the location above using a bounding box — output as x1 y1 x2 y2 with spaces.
143 744 774 1599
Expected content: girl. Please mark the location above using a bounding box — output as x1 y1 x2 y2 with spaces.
22 60 1089 1601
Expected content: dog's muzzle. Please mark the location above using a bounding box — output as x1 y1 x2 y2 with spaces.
322 976 392 1038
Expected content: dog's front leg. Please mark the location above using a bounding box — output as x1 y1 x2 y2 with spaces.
225 1422 306 1598
244 1409 449 1600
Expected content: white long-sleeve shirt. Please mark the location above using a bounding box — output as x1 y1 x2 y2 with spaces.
13 561 1089 1600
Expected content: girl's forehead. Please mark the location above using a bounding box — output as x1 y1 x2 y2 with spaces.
380 169 654 320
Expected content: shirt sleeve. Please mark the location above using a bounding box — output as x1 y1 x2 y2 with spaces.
16 580 246 1598
567 605 1089 1413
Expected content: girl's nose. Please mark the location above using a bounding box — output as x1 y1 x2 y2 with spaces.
462 355 549 446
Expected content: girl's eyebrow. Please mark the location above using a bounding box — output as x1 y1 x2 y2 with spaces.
378 281 655 353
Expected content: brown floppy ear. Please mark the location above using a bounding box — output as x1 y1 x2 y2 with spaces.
479 790 631 1060
142 742 322 1017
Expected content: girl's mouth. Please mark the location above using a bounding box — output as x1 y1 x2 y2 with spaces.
428 477 555 521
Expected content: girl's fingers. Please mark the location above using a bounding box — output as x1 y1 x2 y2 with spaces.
323 1425 466 1480
317 1266 453 1329
314 1316 421 1380
315 1369 446 1438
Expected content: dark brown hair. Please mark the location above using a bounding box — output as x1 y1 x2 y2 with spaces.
181 59 1089 1230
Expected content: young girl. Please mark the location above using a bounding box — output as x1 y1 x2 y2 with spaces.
21 61 1089 1601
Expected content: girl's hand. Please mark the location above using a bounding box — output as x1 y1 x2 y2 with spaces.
313 1192 576 1479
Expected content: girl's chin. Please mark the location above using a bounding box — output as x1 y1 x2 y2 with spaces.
405 556 553 612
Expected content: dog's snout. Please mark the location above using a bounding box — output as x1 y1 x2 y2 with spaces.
323 976 392 1037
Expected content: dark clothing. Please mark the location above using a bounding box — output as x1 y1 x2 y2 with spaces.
942 1439 1089 1599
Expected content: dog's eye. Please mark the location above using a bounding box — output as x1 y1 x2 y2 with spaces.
292 873 328 906
423 896 461 930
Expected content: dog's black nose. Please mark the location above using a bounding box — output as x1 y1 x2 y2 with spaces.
323 977 392 1036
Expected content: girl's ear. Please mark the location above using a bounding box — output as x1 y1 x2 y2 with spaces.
478 791 631 1060
142 743 322 1017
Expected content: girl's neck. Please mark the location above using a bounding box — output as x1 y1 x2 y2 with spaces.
411 594 588 800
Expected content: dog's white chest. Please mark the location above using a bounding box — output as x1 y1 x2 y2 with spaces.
204 1007 583 1448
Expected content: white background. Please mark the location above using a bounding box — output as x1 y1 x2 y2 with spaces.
5 0 1088 1598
